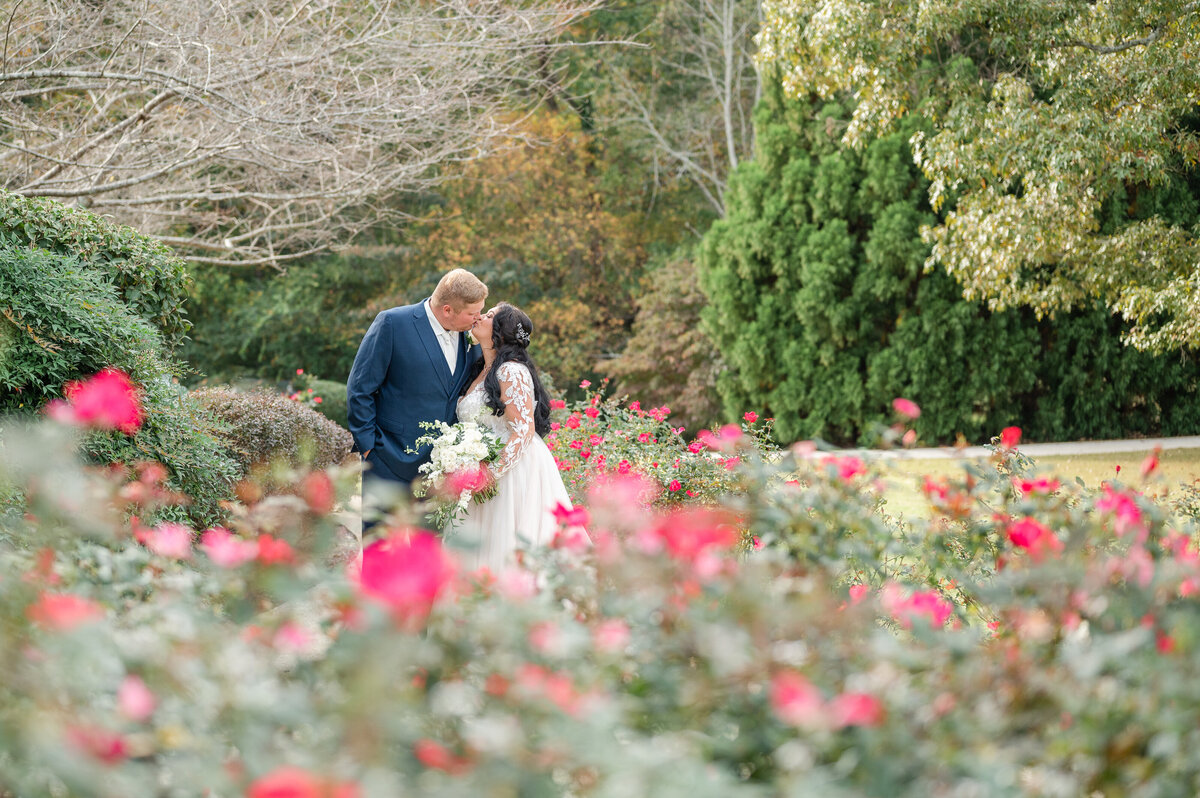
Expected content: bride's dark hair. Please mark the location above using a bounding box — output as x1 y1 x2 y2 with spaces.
461 302 553 437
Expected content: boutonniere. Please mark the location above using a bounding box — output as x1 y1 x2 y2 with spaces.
466 330 479 346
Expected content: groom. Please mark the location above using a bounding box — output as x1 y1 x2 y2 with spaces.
347 268 487 533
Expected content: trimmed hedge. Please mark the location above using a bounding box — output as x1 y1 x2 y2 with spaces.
193 387 354 474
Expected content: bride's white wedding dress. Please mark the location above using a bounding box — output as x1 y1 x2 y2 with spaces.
452 361 572 572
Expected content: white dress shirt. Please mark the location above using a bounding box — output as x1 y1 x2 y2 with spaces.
425 300 458 373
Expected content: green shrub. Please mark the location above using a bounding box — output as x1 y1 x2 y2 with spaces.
0 190 190 349
304 378 349 428
286 370 349 427
699 84 1200 445
182 253 392 384
0 244 237 526
193 387 353 474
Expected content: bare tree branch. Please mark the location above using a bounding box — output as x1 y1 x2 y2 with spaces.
604 0 760 218
0 0 604 266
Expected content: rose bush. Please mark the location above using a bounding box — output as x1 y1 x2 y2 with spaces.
2 377 1200 796
545 379 776 507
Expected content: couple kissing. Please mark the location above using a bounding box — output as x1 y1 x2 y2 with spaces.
346 268 576 571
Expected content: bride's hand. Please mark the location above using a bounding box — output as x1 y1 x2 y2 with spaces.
472 462 498 502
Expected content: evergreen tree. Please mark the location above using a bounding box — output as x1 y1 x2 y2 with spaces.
699 84 1200 445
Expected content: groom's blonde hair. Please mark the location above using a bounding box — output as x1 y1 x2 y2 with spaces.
432 268 488 309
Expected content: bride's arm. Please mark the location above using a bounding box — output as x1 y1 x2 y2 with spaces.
487 362 537 479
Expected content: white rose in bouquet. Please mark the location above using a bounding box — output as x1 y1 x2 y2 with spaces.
411 420 505 530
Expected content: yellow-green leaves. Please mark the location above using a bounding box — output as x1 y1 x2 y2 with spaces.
758 0 1200 349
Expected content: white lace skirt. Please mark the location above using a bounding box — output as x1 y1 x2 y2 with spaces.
448 435 571 573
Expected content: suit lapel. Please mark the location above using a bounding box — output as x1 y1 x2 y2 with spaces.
412 301 452 393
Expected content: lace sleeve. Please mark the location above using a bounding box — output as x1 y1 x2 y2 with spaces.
489 362 536 479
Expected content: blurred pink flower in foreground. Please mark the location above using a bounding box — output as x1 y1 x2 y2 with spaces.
414 739 473 775
27 592 104 630
830 692 885 728
118 675 156 722
300 471 336 514
357 529 456 626
1095 485 1147 541
46 368 144 434
141 522 193 559
497 568 538 600
770 671 824 727
697 424 743 452
882 584 954 629
828 455 867 482
273 623 314 653
551 502 590 528
66 725 128 765
247 765 361 798
647 508 740 564
593 619 631 653
201 527 259 568
257 535 296 565
1013 477 1060 496
1007 518 1063 561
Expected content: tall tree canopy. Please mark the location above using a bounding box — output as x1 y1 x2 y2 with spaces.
756 0 1200 350
0 0 600 267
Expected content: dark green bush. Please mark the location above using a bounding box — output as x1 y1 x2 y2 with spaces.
699 84 1200 445
0 244 237 526
183 253 395 384
193 387 353 474
304 378 349 428
0 190 190 349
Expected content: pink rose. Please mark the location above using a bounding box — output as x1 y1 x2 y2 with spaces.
118 675 156 722
201 528 258 568
46 368 143 434
892 397 921 419
771 671 824 727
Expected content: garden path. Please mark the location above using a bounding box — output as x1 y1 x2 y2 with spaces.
847 435 1200 461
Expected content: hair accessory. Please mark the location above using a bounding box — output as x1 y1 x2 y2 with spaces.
515 322 531 347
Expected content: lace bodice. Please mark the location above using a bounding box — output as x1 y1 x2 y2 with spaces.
456 362 537 479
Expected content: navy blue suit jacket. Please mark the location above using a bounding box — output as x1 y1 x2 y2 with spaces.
346 299 481 483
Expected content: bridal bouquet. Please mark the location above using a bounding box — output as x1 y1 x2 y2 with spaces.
412 420 505 529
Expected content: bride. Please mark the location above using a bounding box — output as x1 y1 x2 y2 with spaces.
452 302 573 572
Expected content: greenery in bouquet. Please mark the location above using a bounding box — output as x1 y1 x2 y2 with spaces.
412 420 506 531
